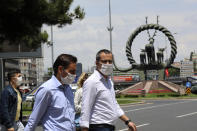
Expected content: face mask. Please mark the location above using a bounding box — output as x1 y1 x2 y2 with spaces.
99 64 113 76
16 76 23 86
61 72 76 85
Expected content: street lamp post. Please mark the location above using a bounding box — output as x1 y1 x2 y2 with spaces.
107 0 114 81
107 0 113 53
51 25 54 66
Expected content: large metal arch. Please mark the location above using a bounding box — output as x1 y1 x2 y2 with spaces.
114 24 177 72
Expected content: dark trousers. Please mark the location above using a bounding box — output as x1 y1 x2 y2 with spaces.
89 124 115 131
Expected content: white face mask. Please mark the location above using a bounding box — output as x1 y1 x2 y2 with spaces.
16 76 23 86
61 72 76 85
99 64 113 76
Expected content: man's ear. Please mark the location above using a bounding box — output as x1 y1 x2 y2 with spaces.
58 66 63 75
95 61 98 66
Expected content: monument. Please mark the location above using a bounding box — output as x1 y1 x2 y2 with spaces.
114 17 187 96
113 17 177 80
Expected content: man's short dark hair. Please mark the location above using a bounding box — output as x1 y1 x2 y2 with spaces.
96 49 112 61
53 54 77 76
7 69 21 81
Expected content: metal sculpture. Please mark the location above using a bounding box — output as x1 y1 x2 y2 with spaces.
140 49 146 65
113 22 177 72
145 38 156 64
157 48 166 64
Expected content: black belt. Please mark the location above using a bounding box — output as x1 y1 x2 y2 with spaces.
89 124 115 130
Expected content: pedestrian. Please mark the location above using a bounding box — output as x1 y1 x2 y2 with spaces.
0 69 24 131
80 49 137 131
24 54 77 131
74 72 89 131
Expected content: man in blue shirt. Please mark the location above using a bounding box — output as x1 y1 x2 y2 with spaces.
25 54 77 131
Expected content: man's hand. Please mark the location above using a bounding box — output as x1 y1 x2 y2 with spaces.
81 127 89 131
7 127 14 131
128 122 137 131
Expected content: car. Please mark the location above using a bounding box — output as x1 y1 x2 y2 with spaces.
19 86 31 93
26 94 35 102
191 86 197 94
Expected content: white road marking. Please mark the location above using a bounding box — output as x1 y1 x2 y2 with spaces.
119 123 150 131
125 100 197 112
176 112 197 118
137 123 150 127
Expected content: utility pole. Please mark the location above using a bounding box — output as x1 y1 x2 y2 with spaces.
107 0 113 53
107 0 114 81
51 25 54 66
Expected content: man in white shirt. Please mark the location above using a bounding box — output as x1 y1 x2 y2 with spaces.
80 49 137 131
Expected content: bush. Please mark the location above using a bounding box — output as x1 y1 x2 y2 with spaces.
22 102 33 111
157 94 165 97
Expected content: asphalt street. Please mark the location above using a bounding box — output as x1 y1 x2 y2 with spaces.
117 99 197 131
32 99 197 131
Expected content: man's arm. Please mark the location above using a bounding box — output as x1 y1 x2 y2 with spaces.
113 89 137 131
119 115 137 131
80 80 97 130
24 87 51 131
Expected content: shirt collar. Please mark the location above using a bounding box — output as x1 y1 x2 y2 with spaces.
94 70 111 81
51 75 65 89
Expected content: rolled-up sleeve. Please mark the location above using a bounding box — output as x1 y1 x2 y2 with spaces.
115 100 124 117
113 87 124 117
24 87 51 131
80 80 97 128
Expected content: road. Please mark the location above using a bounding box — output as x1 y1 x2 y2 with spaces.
32 99 197 131
117 99 197 131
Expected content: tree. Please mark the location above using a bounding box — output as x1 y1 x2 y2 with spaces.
0 0 85 48
168 67 180 77
48 67 53 76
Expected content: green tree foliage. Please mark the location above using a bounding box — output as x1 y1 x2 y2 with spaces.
168 68 180 77
48 67 53 76
0 0 85 48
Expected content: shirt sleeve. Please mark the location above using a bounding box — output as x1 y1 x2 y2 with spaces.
24 87 51 131
115 100 124 117
112 82 124 117
80 80 97 128
74 88 82 114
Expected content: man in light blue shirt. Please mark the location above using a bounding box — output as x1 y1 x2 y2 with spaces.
25 54 77 131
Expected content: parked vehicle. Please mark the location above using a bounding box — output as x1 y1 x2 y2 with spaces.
26 94 35 102
19 86 31 93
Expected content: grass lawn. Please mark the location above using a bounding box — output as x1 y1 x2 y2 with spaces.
22 110 32 116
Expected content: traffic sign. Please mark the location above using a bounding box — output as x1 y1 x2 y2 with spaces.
186 87 191 94
186 82 191 88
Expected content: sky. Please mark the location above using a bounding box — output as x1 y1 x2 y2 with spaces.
42 0 197 72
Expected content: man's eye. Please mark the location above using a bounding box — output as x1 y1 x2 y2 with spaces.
69 70 76 74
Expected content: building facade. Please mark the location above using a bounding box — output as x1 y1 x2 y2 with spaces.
180 59 194 78
191 52 197 76
36 58 44 85
19 59 37 88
